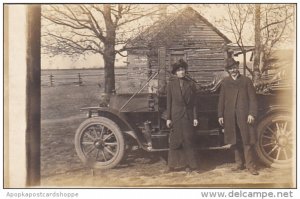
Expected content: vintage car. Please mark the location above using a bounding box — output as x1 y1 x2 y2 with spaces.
74 70 293 170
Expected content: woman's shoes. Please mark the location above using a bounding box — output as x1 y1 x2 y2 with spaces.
185 167 192 173
163 167 175 173
164 167 200 174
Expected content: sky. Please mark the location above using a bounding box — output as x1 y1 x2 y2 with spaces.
41 4 295 70
41 51 128 69
41 4 227 69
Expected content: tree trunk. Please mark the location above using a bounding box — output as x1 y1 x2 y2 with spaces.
253 4 261 80
103 44 116 94
103 5 116 94
243 52 246 75
242 51 254 77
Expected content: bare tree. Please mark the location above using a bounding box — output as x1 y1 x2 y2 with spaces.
215 4 295 79
226 4 254 76
42 4 160 94
259 4 295 73
213 4 254 75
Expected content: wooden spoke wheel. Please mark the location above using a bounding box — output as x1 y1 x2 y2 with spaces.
256 114 294 168
75 117 125 169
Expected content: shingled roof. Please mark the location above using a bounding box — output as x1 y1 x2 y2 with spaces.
126 6 231 49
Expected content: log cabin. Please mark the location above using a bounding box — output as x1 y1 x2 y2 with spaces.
124 6 232 93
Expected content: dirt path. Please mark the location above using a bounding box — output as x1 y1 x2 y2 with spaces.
41 117 294 188
41 150 294 188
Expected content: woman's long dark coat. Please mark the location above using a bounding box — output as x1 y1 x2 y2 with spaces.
218 75 258 145
166 76 198 168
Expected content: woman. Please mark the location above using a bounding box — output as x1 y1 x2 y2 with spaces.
166 59 199 173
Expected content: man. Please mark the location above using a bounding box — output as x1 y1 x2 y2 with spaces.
166 59 199 173
218 58 259 175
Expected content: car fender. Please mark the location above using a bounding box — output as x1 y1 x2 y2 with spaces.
81 106 143 147
258 105 292 121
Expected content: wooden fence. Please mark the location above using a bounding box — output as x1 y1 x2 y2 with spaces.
41 72 127 87
41 71 156 94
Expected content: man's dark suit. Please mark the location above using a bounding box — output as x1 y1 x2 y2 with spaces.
218 75 258 169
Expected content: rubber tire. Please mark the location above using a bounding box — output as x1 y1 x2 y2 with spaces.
255 114 293 169
75 117 125 169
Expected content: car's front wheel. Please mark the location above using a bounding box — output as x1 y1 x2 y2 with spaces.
75 117 125 169
256 113 294 168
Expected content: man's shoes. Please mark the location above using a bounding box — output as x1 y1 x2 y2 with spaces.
185 167 200 174
248 168 259 175
231 165 246 171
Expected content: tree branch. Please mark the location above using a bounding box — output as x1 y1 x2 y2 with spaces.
46 32 103 54
117 8 160 27
260 13 293 31
115 50 127 57
80 5 106 42
42 14 87 30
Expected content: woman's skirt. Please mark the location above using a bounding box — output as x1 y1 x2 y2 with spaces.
168 117 198 169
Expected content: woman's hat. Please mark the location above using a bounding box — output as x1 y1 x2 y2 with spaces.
171 59 188 74
225 58 239 70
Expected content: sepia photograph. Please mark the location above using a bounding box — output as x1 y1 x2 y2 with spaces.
3 3 297 190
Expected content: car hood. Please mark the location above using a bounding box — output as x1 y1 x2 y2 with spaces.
109 93 156 112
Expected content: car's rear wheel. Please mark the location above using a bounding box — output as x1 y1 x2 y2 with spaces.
75 117 125 169
256 113 294 168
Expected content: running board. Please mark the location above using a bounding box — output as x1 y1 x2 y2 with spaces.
144 147 169 152
198 144 232 150
142 144 232 152
196 129 221 136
